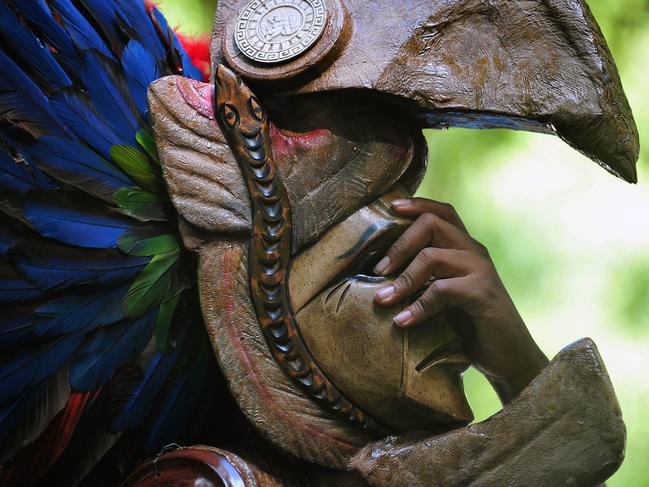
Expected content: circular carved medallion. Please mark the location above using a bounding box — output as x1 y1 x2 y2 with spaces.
235 0 328 64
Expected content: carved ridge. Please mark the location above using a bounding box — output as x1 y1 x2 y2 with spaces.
214 64 389 437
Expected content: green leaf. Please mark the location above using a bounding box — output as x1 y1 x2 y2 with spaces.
110 145 161 192
136 129 160 163
124 250 191 319
119 227 179 256
114 187 167 222
155 295 180 353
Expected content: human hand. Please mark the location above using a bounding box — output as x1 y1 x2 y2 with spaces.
373 198 548 401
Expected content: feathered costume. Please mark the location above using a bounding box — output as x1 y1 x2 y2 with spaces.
0 1 218 484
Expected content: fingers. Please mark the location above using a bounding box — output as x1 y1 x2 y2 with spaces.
392 277 472 327
374 248 475 306
373 211 479 276
392 198 467 231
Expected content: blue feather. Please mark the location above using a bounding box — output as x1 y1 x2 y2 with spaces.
33 285 129 338
0 2 71 92
151 7 204 81
76 0 124 55
0 149 38 196
122 41 161 118
70 310 158 391
10 239 149 293
0 313 34 349
0 50 68 138
111 344 181 431
0 146 56 199
0 333 82 408
49 89 124 159
29 136 134 201
143 350 209 453
116 0 165 59
14 0 82 74
0 262 42 304
0 228 15 258
47 0 114 60
81 50 140 145
24 190 134 249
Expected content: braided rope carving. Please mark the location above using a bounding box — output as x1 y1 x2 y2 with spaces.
214 64 388 436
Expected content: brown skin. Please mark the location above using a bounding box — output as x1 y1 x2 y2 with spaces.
374 197 548 402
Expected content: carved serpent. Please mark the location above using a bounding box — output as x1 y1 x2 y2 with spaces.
214 64 388 436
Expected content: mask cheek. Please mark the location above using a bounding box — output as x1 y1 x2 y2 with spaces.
295 277 473 432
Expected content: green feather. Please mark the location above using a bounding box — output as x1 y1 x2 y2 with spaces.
119 225 179 256
136 130 160 163
110 145 161 192
155 295 180 353
114 187 168 221
124 250 191 319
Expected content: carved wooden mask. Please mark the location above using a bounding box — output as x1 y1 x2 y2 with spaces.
149 0 639 472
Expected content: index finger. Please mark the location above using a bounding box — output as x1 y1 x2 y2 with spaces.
373 212 477 276
392 198 467 231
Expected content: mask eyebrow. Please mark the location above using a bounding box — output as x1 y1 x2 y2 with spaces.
336 221 397 260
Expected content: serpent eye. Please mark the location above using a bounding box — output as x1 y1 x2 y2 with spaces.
222 104 240 128
248 97 265 122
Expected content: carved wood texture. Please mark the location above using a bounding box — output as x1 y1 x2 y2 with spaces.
213 64 389 437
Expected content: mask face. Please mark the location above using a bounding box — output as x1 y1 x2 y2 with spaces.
289 189 474 432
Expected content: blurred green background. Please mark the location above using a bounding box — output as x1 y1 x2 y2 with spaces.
157 0 649 484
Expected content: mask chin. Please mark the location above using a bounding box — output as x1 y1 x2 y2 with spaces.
289 189 474 432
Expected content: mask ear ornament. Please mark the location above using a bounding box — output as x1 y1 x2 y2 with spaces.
218 0 349 82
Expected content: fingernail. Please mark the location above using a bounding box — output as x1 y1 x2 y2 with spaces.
374 256 390 275
393 309 413 327
392 199 411 209
375 285 395 302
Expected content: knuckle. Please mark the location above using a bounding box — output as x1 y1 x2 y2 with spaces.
390 236 410 255
395 271 415 291
419 212 438 227
418 247 437 264
472 239 490 258
415 295 436 317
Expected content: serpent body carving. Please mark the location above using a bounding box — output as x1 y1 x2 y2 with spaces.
214 65 388 436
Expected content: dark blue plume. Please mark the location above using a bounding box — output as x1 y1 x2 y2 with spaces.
0 313 34 349
116 0 165 60
70 310 157 391
33 285 129 338
76 0 125 56
80 51 140 145
143 350 209 453
14 0 82 74
10 239 148 293
49 89 124 159
0 50 68 138
0 151 33 196
111 343 181 431
0 2 71 93
29 136 134 201
24 191 134 249
122 41 162 118
151 8 204 81
0 228 15 258
0 263 42 304
47 0 114 60
0 333 82 408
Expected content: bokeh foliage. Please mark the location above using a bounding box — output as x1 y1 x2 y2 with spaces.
158 0 649 484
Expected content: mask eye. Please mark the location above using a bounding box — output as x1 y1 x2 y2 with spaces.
222 104 240 128
248 97 265 122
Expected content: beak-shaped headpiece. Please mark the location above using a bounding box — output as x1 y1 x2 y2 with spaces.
213 0 639 182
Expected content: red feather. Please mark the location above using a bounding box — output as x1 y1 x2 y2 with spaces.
0 391 95 487
175 34 211 81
